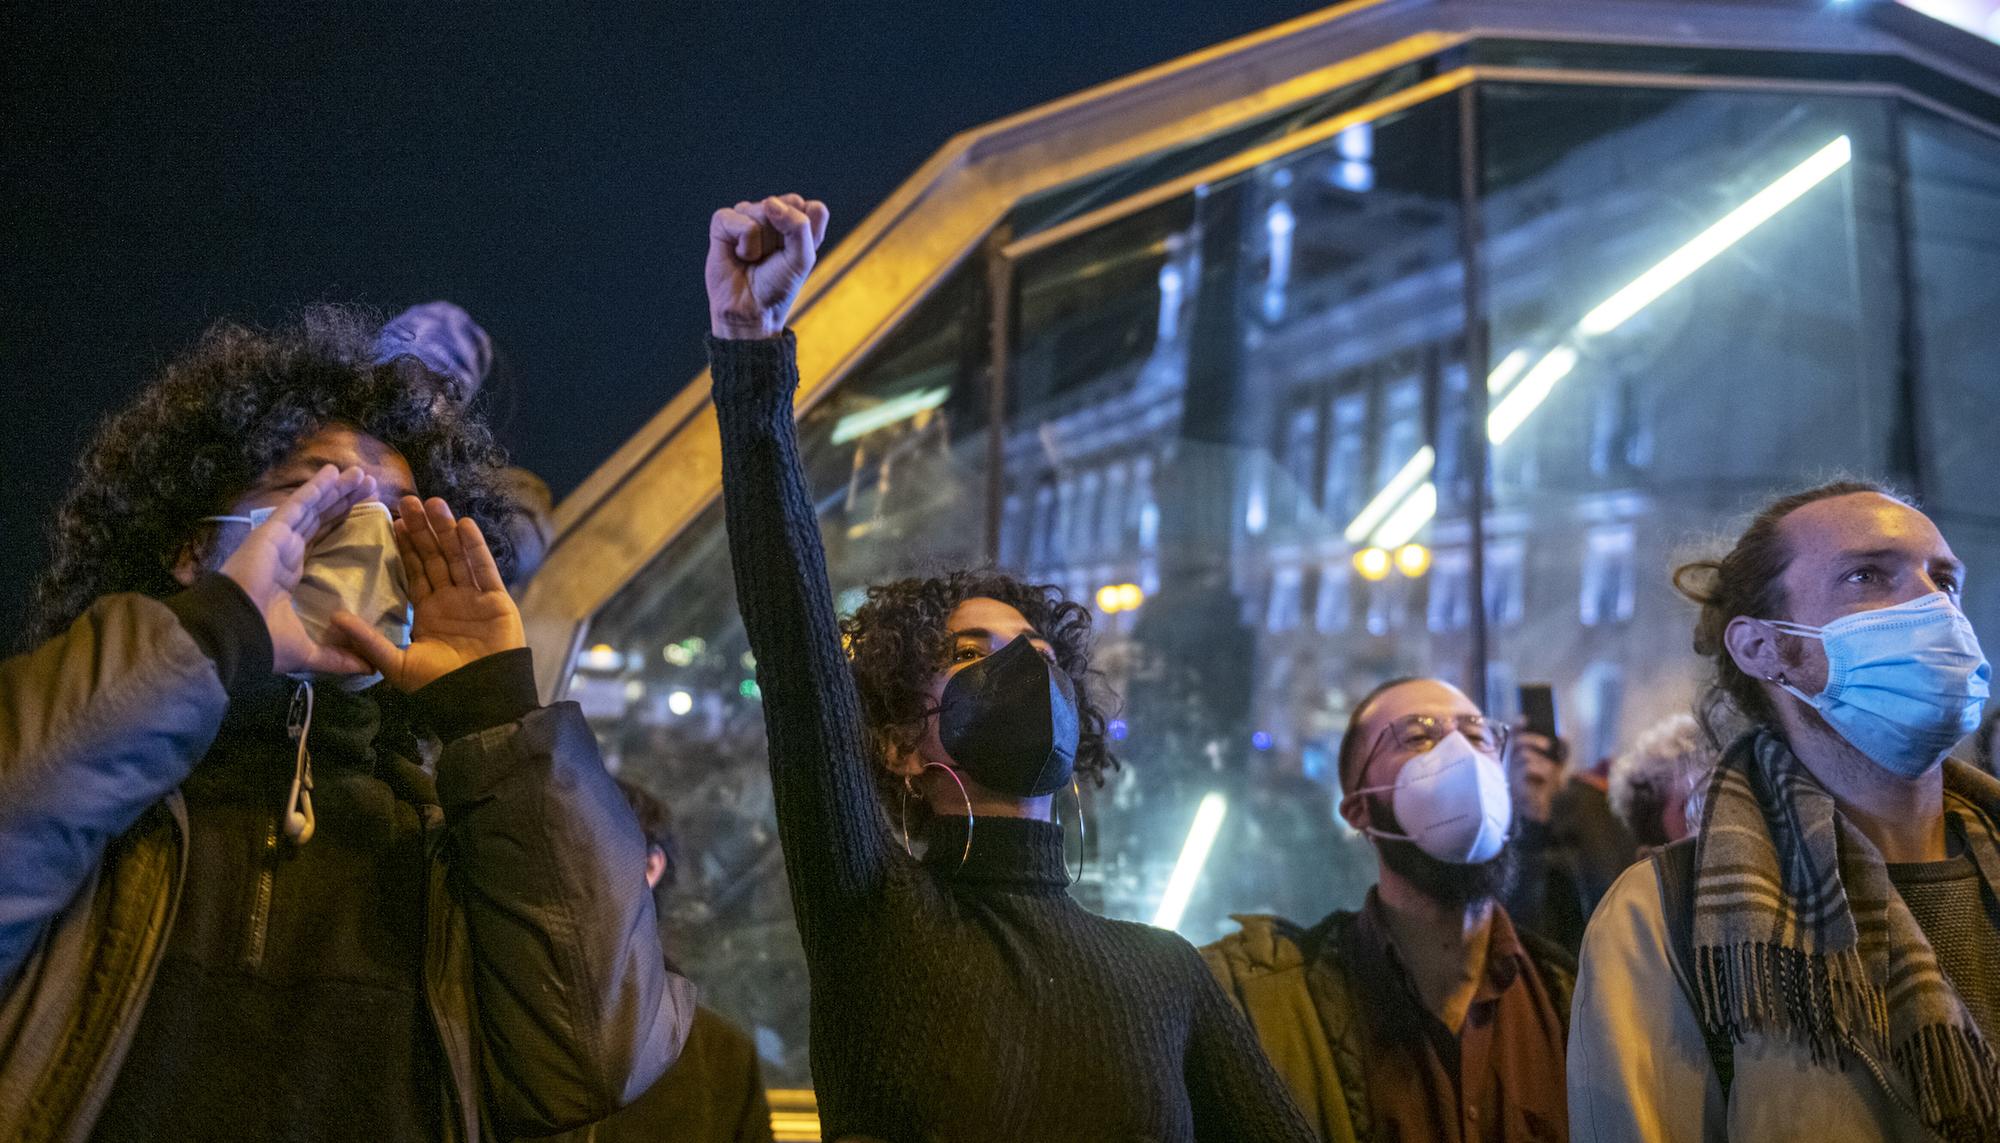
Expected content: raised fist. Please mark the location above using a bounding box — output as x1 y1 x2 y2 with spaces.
706 193 830 340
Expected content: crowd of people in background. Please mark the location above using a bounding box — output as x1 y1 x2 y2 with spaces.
2 186 1998 1142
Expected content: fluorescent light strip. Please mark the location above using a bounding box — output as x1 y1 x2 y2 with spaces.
1337 351 1520 548
1486 346 1579 445
1369 480 1438 549
1357 133 1851 543
1342 446 1434 543
1486 348 1530 395
1151 792 1229 932
829 386 952 445
1578 135 1852 336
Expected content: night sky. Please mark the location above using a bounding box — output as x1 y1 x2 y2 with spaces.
1 1 1317 639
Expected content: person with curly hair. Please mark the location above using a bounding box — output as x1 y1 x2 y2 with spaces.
0 307 692 1141
841 567 1119 833
703 193 1313 1142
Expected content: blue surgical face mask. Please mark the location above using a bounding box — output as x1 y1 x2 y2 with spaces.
1762 592 1990 779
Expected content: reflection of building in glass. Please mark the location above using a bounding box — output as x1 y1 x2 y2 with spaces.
520 1 2000 1104
998 93 1895 945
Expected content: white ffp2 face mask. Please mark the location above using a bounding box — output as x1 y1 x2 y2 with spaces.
205 501 413 690
1761 591 1990 779
1349 730 1513 864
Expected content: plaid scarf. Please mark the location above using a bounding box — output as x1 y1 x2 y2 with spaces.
1692 729 2000 1138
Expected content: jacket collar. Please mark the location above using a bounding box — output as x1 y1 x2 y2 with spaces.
215 672 382 772
1349 889 1531 1009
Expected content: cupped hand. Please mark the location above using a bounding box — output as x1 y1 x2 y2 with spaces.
329 495 525 692
217 465 380 677
705 193 830 340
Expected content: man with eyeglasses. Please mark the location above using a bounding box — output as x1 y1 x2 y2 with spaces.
1203 677 1574 1142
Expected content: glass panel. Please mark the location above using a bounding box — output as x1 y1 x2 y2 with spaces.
1467 38 2000 128
1474 85 1903 762
1907 110 2000 653
1003 95 1468 944
578 264 992 1086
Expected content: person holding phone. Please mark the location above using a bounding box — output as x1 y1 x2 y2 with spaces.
1502 685 1638 954
1204 676 1576 1142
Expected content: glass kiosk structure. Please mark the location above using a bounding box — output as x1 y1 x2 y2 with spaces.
517 0 2000 1121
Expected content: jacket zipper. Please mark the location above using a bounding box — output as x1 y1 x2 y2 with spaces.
244 681 308 972
243 814 278 972
417 807 481 1142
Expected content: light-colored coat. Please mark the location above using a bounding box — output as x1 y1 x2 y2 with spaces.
1568 860 1932 1141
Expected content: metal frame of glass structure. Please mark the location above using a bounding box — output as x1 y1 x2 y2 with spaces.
515 0 2000 1119
520 0 2000 701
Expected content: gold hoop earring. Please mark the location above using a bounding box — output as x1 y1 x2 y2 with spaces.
1056 778 1087 887
899 775 916 857
922 761 973 868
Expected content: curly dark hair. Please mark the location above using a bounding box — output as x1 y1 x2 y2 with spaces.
841 569 1119 815
25 304 522 644
1671 478 1910 748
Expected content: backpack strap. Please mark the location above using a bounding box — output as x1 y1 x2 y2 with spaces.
1653 838 1735 1100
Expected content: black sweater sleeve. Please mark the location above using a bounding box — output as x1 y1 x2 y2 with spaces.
1180 944 1318 1141
709 333 894 914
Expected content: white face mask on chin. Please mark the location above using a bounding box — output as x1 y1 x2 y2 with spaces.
204 500 413 691
1348 730 1514 865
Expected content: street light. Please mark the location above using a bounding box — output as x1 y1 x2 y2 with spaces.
1394 543 1431 578
1352 547 1392 581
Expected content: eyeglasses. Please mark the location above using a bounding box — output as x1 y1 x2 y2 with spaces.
1372 713 1510 758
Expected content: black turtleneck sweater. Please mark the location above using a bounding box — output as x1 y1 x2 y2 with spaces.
710 333 1315 1143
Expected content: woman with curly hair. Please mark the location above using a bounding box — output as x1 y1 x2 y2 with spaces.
0 306 691 1141
704 194 1313 1142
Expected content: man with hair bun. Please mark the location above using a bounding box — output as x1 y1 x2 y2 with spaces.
1569 481 2000 1141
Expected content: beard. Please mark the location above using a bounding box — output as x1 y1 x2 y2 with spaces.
1369 794 1517 910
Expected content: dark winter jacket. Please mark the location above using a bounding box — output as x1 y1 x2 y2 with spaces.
0 576 694 1142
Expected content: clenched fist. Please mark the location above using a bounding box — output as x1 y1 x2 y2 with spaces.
706 193 830 340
